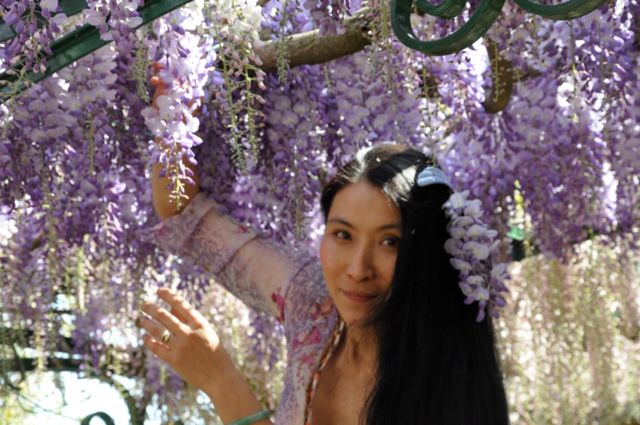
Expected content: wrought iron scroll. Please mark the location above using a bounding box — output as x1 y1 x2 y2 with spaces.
0 0 616 101
391 0 610 55
512 0 609 20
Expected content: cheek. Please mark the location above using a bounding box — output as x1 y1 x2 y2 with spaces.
319 236 344 285
380 254 398 286
319 236 328 267
319 236 334 274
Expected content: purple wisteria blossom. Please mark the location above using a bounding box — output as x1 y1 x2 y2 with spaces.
0 0 639 421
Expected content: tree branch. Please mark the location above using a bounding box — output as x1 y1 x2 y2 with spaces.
254 8 373 71
253 9 535 112
1 356 85 373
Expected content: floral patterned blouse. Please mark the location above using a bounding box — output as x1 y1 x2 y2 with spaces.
145 192 344 425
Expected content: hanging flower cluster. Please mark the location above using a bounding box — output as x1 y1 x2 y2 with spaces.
140 5 215 209
85 0 143 42
443 190 509 322
203 0 266 170
0 0 64 75
302 0 348 34
231 68 328 242
0 0 639 422
321 43 426 172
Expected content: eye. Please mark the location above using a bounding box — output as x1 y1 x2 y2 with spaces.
382 236 401 247
333 230 351 240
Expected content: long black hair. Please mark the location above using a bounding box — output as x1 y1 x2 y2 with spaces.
320 143 509 425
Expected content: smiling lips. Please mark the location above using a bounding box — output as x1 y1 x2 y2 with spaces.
341 290 377 303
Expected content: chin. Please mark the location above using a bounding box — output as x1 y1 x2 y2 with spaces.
338 308 369 327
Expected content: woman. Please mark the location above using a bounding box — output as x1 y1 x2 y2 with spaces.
140 76 509 425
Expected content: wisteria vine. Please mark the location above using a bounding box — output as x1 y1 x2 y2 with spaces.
0 0 639 423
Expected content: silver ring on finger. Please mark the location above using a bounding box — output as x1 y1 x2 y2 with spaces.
160 329 172 344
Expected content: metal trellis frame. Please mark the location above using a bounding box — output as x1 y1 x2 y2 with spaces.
0 0 611 101
391 0 610 55
0 0 193 102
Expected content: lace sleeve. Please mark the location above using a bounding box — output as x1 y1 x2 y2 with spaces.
142 192 313 320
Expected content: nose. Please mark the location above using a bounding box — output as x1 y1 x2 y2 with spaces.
347 244 374 282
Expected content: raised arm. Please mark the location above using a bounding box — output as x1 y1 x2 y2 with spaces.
144 70 271 425
146 191 313 320
149 64 200 220
145 66 313 319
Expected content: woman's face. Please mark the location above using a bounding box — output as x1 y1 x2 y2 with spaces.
319 181 402 326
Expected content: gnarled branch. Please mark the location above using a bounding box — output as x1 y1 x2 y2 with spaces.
254 10 527 112
254 8 373 71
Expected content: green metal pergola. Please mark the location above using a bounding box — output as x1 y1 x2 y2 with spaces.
391 0 609 55
0 0 609 102
0 0 193 101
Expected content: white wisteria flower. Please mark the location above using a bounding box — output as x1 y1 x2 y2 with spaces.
491 263 508 280
442 189 509 321
124 16 143 28
444 190 468 210
466 224 488 238
459 283 474 296
85 8 106 28
41 0 59 12
450 258 473 273
471 286 490 301
449 226 467 240
463 241 491 261
467 275 485 286
464 199 483 218
485 229 498 239
452 216 474 229
444 239 462 256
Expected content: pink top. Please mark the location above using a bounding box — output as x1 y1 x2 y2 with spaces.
145 192 343 425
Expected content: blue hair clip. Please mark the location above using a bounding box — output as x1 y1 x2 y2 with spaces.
416 166 452 189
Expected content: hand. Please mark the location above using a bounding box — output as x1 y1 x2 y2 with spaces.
150 62 168 110
149 61 201 116
138 288 225 391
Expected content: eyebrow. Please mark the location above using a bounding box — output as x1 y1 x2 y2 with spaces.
327 217 401 231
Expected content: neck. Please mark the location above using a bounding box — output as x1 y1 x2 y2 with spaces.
338 318 378 371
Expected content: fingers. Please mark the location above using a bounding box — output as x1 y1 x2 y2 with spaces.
150 62 168 105
142 333 170 358
170 305 191 326
137 314 174 360
152 61 164 72
137 315 169 345
150 62 164 85
150 75 164 87
140 301 190 336
157 288 206 328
